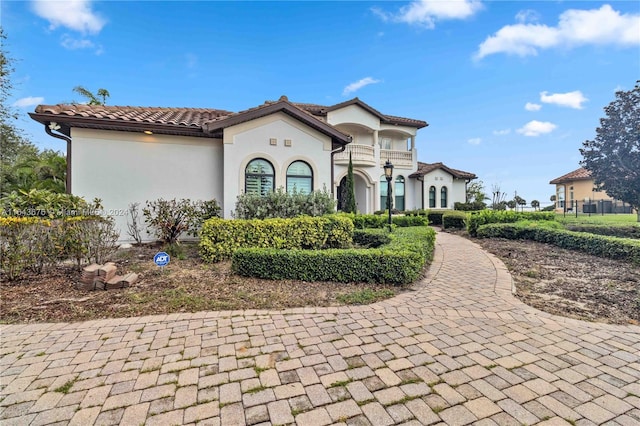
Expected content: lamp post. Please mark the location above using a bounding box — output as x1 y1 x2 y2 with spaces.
383 160 394 226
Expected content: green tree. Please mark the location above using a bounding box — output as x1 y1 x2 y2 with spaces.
342 153 357 213
580 81 640 221
466 180 488 203
514 195 526 212
531 200 540 211
506 200 516 210
73 86 110 105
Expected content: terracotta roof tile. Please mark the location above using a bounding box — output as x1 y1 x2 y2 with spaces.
409 161 477 180
34 104 233 128
549 167 592 184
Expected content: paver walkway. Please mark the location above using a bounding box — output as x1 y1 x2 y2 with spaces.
1 232 639 425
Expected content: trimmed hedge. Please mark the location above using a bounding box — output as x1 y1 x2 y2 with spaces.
477 221 640 264
200 215 354 262
565 224 640 239
427 210 448 226
353 229 392 248
336 213 428 229
232 226 436 285
442 211 467 230
467 210 555 236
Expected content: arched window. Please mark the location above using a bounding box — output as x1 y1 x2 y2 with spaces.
557 186 565 208
286 161 313 194
245 158 274 196
380 175 390 210
429 186 436 208
440 186 448 208
395 176 405 211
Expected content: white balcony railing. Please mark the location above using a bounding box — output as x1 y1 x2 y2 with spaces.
334 144 376 166
380 149 413 168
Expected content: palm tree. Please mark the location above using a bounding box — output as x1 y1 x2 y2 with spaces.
73 86 110 105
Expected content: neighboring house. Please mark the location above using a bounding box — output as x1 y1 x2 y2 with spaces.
30 96 476 240
549 167 631 213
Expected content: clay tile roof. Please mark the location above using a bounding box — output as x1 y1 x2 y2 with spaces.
549 167 592 184
409 161 477 180
34 104 232 128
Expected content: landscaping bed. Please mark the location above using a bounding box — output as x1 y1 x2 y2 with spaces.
474 237 640 325
0 242 405 324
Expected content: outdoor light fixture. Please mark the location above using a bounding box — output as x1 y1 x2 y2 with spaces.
48 122 61 131
144 130 153 135
383 160 394 226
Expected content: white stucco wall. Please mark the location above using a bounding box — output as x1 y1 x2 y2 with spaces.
222 112 333 218
327 105 380 130
421 169 468 209
71 128 223 242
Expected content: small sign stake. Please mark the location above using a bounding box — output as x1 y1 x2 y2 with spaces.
154 251 170 274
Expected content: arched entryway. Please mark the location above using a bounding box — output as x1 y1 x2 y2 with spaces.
337 172 373 213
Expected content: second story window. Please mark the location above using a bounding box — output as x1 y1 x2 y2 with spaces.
380 137 392 150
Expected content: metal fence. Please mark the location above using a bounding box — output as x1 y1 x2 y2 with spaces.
558 199 635 216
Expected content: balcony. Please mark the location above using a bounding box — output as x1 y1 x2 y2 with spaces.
334 144 376 166
380 149 413 168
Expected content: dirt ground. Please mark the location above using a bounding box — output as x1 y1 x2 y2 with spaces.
474 237 639 325
0 243 403 324
2 238 638 325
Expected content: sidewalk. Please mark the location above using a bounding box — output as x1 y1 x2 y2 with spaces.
1 231 639 425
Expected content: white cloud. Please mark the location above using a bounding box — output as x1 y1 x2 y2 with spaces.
517 120 557 137
467 137 482 145
32 0 105 34
13 96 45 108
373 0 482 29
343 77 381 96
515 9 540 24
476 5 640 59
493 128 511 135
525 102 541 111
540 90 588 109
61 34 94 49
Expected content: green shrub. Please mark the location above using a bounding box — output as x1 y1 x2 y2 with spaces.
232 226 436 285
427 210 447 226
0 215 119 279
143 198 221 244
353 229 392 248
200 215 354 262
442 211 467 230
234 187 335 219
565 224 640 239
467 210 555 237
454 201 487 211
403 209 428 217
337 213 428 229
477 221 640 264
393 215 429 227
0 189 91 219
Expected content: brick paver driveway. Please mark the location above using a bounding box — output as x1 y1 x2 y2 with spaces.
1 232 639 425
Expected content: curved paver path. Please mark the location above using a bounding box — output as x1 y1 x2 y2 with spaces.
1 232 639 425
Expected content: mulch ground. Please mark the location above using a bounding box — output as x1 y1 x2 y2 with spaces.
473 237 639 325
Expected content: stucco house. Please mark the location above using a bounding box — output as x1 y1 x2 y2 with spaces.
30 96 476 240
549 167 632 213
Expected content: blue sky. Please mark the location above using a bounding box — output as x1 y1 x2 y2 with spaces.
4 0 639 206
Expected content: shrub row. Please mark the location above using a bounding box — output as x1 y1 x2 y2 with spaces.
477 221 640 264
564 224 640 240
200 215 354 262
337 213 429 229
426 210 449 226
232 226 436 285
467 210 555 236
442 211 467 230
234 187 335 219
0 216 118 280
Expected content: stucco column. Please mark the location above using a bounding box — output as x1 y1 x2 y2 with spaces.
373 130 378 147
410 136 415 150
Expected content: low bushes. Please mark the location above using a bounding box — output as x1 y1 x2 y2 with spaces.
477 221 640 264
564 224 640 239
200 215 354 262
353 229 392 248
142 198 220 244
0 216 119 280
234 187 335 219
442 211 467 230
427 210 448 226
337 213 428 229
467 210 555 236
232 226 436 285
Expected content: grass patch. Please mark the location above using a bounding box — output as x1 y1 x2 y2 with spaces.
54 379 76 394
329 379 353 388
336 288 395 305
246 385 267 394
556 214 637 225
